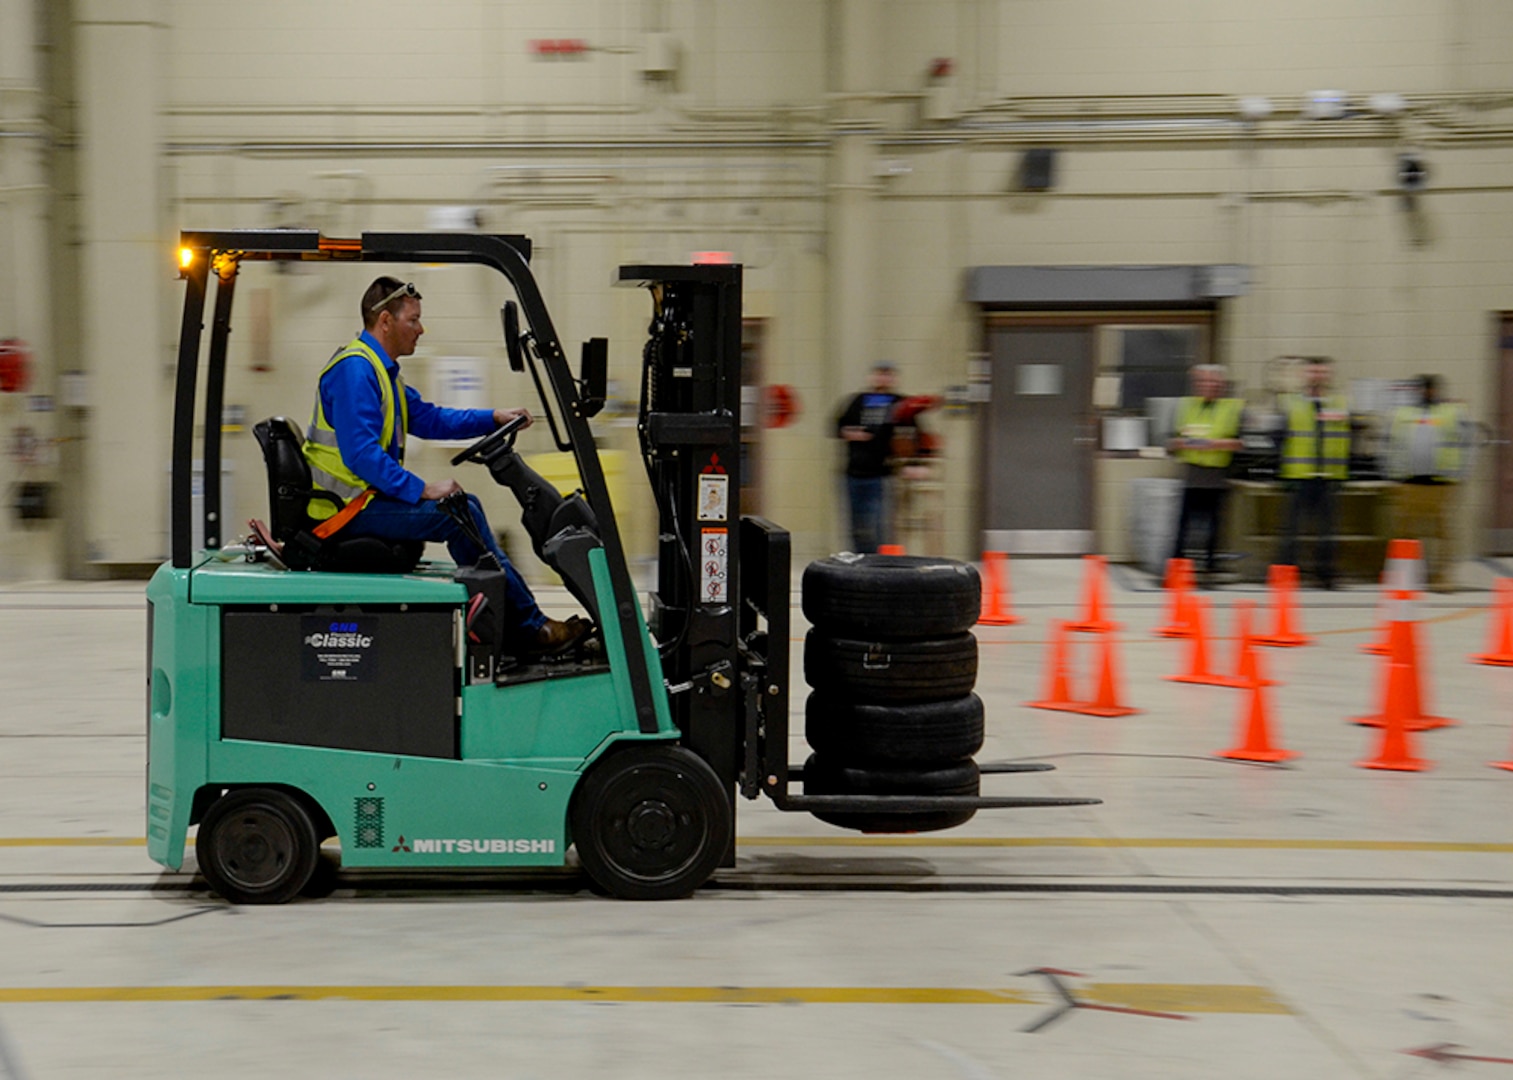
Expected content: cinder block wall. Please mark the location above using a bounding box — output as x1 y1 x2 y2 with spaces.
4 0 1511 576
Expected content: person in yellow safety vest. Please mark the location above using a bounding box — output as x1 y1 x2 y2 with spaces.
1276 356 1351 589
1167 364 1244 582
1389 374 1469 591
301 276 589 652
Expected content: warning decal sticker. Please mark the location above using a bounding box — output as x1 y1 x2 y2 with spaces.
700 528 728 604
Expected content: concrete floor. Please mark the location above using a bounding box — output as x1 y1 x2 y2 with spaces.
2 558 1512 1079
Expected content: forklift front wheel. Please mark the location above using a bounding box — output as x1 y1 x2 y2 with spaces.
195 788 321 905
570 745 733 901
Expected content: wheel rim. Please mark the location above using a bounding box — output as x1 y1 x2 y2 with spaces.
210 806 298 893
591 764 713 885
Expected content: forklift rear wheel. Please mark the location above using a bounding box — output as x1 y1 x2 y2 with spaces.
570 745 733 901
196 788 321 905
802 555 980 639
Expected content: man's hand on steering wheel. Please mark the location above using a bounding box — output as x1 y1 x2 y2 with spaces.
493 407 532 429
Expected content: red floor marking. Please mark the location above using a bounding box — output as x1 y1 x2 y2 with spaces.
1405 1043 1513 1066
1017 967 1192 1033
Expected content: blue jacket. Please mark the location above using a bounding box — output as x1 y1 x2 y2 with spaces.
317 330 499 503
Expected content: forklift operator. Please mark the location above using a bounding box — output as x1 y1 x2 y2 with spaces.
301 275 589 652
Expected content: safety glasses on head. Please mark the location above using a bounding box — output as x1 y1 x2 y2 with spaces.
368 281 422 313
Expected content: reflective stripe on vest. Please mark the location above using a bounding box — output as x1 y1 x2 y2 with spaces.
301 338 410 520
1279 394 1349 480
1174 396 1244 469
1392 403 1463 480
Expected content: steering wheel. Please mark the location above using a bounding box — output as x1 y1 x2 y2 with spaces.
450 413 531 467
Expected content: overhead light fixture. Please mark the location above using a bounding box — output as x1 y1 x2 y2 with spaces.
1303 91 1348 120
1237 96 1273 122
1368 92 1407 116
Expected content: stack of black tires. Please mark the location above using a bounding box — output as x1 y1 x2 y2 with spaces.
801 553 984 833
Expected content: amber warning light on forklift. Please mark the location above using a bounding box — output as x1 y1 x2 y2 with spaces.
178 247 195 272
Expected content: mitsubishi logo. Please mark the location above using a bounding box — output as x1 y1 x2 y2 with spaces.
391 835 410 853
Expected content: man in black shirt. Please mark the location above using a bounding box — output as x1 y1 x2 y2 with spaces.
835 363 901 553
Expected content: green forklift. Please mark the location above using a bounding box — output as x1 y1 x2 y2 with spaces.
146 229 1094 902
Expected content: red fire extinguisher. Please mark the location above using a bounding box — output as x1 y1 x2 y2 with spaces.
0 339 32 394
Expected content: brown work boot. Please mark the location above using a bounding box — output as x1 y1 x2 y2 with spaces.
533 615 592 654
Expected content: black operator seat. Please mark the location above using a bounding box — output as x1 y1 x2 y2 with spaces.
252 417 422 574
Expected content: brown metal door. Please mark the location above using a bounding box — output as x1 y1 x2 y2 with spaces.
981 325 1097 554
1493 315 1513 553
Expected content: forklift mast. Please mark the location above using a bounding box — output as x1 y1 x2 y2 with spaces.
620 264 762 810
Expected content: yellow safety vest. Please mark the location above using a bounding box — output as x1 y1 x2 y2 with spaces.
1392 402 1464 480
1173 396 1244 469
301 338 410 520
1279 394 1349 480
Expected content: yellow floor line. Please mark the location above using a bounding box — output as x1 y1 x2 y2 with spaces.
0 983 1288 1013
3 836 1510 853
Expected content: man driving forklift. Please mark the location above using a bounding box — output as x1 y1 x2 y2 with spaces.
301 275 589 652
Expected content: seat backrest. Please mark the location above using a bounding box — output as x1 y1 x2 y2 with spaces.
253 417 314 541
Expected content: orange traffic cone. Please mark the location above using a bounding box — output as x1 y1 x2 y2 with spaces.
1253 564 1311 648
1353 608 1453 731
1167 596 1236 687
1363 540 1424 655
1472 578 1513 667
1355 621 1431 771
1216 647 1297 763
1492 718 1513 771
1223 600 1275 688
878 544 905 556
1067 555 1118 633
1403 620 1454 729
978 551 1022 626
1026 620 1079 712
1064 629 1138 717
1155 558 1195 638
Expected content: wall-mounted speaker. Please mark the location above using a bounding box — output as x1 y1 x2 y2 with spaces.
1019 148 1057 192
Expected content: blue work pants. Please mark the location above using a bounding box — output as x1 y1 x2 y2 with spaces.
846 475 888 554
343 493 547 632
1279 478 1339 588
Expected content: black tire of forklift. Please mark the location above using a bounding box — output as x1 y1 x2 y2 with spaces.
801 554 981 639
570 744 733 901
803 630 978 703
805 691 985 765
801 754 979 833
299 850 342 899
195 788 321 905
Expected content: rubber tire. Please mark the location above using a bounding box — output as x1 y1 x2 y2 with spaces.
299 850 342 899
196 788 321 905
805 691 984 765
802 554 980 639
570 744 733 901
802 754 979 833
804 630 978 703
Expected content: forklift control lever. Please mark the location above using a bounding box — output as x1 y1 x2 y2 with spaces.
436 490 500 571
